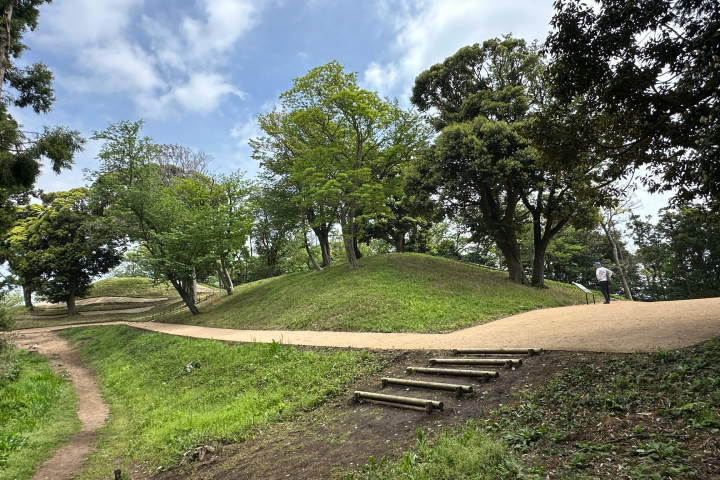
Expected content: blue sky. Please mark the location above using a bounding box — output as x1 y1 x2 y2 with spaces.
16 0 669 216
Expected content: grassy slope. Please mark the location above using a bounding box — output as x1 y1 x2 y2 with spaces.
161 253 586 333
60 325 380 476
84 277 179 298
0 351 80 480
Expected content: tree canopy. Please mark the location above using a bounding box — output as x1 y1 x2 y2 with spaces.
253 61 431 269
409 36 604 286
544 0 720 211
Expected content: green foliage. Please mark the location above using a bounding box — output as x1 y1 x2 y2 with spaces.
631 205 720 300
159 253 585 333
350 423 511 480
60 325 378 469
7 188 123 314
253 61 431 268
0 1 84 234
0 350 80 480
482 339 720 477
90 120 252 313
409 36 605 286
545 0 720 211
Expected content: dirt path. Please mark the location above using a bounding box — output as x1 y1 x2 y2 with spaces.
18 297 720 353
15 331 109 480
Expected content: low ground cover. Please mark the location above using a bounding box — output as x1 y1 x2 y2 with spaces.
60 325 382 478
159 254 585 333
352 339 720 479
0 349 80 480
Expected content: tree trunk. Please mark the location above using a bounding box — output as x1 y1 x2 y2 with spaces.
353 234 363 260
219 255 234 295
0 2 13 96
531 244 548 287
169 276 200 315
602 223 633 300
304 231 322 271
498 240 528 284
23 284 33 311
394 237 405 253
311 224 332 267
66 290 77 316
340 220 359 269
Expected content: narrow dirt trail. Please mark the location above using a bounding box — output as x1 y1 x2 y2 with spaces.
15 331 109 480
17 297 720 353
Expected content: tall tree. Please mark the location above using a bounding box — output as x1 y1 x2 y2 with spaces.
253 61 431 269
0 0 83 235
16 188 122 315
0 202 42 309
410 36 604 286
545 0 720 211
89 120 227 315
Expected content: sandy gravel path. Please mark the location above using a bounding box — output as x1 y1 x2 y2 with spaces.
15 331 109 480
18 297 720 353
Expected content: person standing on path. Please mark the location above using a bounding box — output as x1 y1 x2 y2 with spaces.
595 262 613 304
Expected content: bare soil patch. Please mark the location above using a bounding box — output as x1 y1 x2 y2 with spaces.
15 331 109 480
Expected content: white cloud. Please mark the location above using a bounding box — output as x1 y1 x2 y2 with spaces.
37 0 143 47
182 0 261 58
362 0 554 97
150 73 246 116
39 0 265 117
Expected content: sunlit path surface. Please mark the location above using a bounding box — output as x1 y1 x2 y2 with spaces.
17 297 720 353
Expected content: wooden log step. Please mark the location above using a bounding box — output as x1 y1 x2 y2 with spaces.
361 399 433 412
406 367 499 378
381 377 473 394
429 358 522 367
354 391 443 411
451 348 542 356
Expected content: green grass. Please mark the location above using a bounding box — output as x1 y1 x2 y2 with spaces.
160 253 586 333
350 424 516 480
84 277 179 298
60 325 381 475
0 350 80 480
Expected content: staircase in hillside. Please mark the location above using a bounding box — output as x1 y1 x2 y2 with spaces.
352 348 543 413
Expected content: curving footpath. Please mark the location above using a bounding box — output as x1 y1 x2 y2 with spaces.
17 297 720 353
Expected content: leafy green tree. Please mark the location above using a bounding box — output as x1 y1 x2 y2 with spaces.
0 202 42 309
251 183 300 278
544 0 720 211
410 36 604 286
0 0 84 234
253 61 431 269
16 188 122 315
89 120 237 315
632 205 720 300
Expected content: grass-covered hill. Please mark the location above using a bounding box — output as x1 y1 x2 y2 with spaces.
84 277 179 298
160 253 586 333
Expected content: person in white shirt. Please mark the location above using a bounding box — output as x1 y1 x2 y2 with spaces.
594 262 613 304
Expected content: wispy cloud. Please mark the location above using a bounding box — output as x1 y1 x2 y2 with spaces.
38 0 266 118
362 0 553 98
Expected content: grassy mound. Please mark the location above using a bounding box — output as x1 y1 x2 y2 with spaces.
84 277 178 298
160 253 585 333
60 325 379 475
